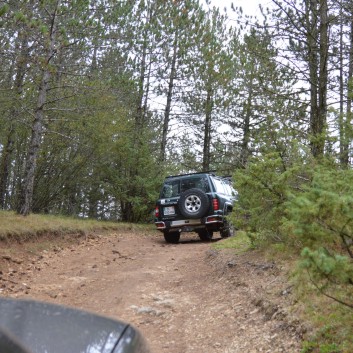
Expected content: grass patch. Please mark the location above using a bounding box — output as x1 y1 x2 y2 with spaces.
299 302 353 353
0 210 153 242
295 269 353 353
212 231 252 253
0 211 156 277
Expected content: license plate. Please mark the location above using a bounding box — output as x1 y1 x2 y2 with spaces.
163 206 175 215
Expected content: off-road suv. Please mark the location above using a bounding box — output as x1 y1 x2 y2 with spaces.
154 172 237 243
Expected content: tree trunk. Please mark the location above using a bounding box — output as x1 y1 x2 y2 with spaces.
135 23 150 133
0 31 29 208
307 0 320 157
161 29 179 162
20 70 50 215
339 6 345 166
240 74 254 167
202 86 213 171
316 0 328 157
19 1 60 215
308 0 328 158
343 20 353 166
0 128 15 208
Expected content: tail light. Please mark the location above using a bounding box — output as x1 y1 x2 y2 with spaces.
155 206 160 217
212 198 219 211
156 222 166 229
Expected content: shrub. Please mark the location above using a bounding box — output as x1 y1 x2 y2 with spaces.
286 167 353 309
231 150 312 247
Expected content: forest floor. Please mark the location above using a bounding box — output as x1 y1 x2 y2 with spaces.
0 230 306 353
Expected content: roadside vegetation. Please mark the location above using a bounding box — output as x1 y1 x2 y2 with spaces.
224 155 353 353
213 231 252 254
0 211 152 242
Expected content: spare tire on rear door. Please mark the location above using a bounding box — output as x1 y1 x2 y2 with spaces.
178 188 210 219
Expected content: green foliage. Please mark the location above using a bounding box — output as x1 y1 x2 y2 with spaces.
0 4 9 16
231 148 311 247
285 167 353 311
301 248 352 281
300 310 352 353
14 11 26 22
301 340 340 353
232 155 353 350
285 167 353 251
300 247 352 309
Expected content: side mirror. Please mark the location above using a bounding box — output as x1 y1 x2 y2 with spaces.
0 298 151 353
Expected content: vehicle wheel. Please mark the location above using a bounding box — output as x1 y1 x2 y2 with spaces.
220 219 235 238
163 231 180 244
197 229 213 241
178 188 210 219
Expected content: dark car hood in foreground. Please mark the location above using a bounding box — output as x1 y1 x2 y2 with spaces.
0 297 150 353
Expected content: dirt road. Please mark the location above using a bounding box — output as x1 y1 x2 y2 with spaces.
1 231 303 353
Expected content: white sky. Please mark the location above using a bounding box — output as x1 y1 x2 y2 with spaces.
206 0 270 21
218 0 261 15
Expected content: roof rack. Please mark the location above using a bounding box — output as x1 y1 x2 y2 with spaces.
221 175 233 184
166 170 217 179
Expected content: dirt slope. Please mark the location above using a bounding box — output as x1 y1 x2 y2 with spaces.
0 231 303 353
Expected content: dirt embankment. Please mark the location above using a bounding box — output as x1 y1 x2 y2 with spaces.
0 231 304 353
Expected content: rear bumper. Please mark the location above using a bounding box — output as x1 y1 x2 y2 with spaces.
155 214 224 232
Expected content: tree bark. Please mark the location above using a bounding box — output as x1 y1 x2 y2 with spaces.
19 1 60 215
307 0 320 157
202 86 213 171
343 20 353 166
339 5 345 166
308 0 328 158
240 73 254 168
161 29 179 162
0 31 29 208
316 0 328 157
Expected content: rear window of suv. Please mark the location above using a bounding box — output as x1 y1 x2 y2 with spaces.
212 178 236 196
161 176 210 198
212 178 227 194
